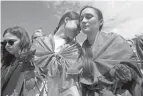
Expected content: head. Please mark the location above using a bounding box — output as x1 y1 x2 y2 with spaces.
32 28 45 42
79 6 103 35
54 11 80 40
2 26 31 57
127 40 134 48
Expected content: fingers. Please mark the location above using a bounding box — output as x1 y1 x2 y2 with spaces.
111 64 132 83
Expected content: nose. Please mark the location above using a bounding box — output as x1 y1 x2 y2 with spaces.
5 43 11 48
81 17 87 26
82 17 87 23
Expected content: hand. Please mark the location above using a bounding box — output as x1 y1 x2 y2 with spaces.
110 64 132 83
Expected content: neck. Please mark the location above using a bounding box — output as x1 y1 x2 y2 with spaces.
87 30 100 45
14 51 21 59
14 53 20 59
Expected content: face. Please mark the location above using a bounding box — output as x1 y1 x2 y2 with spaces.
65 19 80 39
80 8 102 35
3 32 21 56
33 32 43 39
127 40 136 52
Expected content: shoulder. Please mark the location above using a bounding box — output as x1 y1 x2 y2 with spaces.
68 40 83 55
100 32 127 43
31 35 54 48
101 31 123 38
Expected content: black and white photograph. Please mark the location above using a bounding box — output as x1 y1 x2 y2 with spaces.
1 0 143 96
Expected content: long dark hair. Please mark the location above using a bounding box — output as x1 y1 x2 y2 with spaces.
53 11 80 34
2 26 31 67
80 5 104 31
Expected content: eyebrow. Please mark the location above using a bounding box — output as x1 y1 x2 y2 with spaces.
4 39 17 41
86 13 93 15
80 13 93 18
82 13 93 16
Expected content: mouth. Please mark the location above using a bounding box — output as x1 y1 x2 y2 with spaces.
6 47 12 51
82 25 89 29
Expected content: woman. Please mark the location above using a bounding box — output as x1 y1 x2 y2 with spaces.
30 11 82 96
1 26 34 96
78 6 143 96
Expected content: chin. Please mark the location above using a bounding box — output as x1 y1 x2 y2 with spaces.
82 30 90 35
7 50 14 55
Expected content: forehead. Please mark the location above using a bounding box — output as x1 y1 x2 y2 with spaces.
81 8 98 16
33 32 43 36
3 32 19 40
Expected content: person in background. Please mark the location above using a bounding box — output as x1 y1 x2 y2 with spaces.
134 35 143 73
31 28 45 43
127 37 143 72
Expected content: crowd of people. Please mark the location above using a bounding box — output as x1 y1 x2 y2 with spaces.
1 5 143 96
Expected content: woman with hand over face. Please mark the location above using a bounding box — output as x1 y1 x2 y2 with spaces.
31 11 82 96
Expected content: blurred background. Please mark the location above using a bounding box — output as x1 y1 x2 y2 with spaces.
1 1 143 44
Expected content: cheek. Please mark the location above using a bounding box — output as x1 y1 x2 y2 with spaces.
90 19 98 25
14 42 21 50
90 20 100 29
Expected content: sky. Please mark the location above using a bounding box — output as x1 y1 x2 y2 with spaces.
1 1 58 36
1 1 143 44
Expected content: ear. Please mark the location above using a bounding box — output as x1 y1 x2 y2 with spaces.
65 17 70 23
100 19 103 26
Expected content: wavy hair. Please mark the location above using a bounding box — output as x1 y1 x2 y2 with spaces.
2 26 31 67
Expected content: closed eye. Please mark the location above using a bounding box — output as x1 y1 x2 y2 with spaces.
85 14 93 19
80 14 93 21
